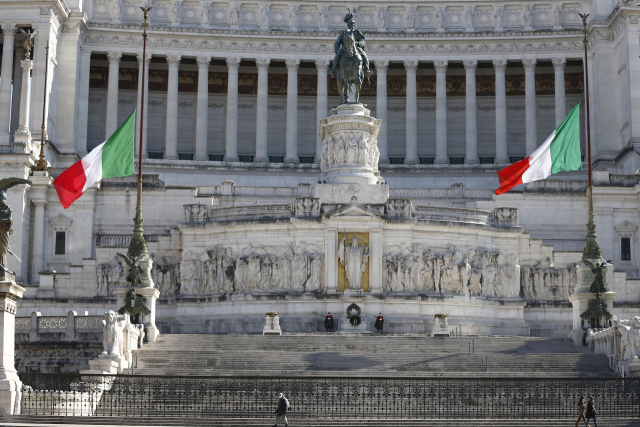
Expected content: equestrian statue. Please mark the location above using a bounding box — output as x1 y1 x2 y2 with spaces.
329 9 373 104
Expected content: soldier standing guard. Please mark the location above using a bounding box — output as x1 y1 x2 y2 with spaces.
329 8 373 79
325 312 334 332
375 313 384 333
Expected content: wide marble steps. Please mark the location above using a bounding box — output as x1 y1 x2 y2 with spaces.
2 417 640 426
132 334 614 377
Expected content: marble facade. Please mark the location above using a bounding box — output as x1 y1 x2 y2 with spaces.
0 0 640 336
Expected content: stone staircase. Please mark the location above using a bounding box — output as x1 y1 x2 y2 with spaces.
2 417 640 426
132 334 614 377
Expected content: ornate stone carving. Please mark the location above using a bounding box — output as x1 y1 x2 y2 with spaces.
618 317 640 361
464 7 474 30
377 7 386 29
97 257 124 296
521 261 580 300
102 311 127 356
551 58 566 70
522 58 537 70
523 5 533 28
489 207 519 226
433 60 448 71
338 234 369 290
493 59 507 70
166 54 181 66
151 255 180 297
435 7 445 31
463 60 478 71
294 198 320 217
386 199 413 218
196 56 211 68
226 57 241 68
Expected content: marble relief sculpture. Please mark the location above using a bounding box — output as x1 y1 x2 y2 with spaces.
321 133 379 170
523 6 532 27
97 257 124 296
102 311 127 356
338 234 369 290
618 317 640 361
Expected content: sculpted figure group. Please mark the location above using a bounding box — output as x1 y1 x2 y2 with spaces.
618 317 640 361
321 133 380 171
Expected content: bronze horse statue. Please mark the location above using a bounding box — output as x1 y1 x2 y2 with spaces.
336 32 365 105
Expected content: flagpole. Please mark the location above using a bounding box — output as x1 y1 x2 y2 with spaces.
127 7 152 260
579 12 602 260
33 41 49 173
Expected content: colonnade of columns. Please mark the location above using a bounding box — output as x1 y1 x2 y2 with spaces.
0 41 571 165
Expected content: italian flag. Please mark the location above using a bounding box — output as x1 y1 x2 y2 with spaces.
495 103 582 195
54 111 135 208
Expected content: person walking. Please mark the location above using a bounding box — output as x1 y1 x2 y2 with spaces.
273 392 290 427
575 396 586 427
585 396 597 427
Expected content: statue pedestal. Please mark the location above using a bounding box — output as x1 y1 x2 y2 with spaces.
82 354 126 375
0 276 25 415
114 286 160 343
620 358 640 378
338 318 371 333
262 313 282 335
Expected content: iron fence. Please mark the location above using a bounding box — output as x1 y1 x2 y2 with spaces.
19 373 640 419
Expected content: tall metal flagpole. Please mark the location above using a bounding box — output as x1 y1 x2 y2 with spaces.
127 7 152 260
579 12 602 261
32 42 49 173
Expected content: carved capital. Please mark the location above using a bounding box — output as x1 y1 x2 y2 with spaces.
315 59 330 71
226 57 241 68
21 59 33 72
166 55 181 66
404 60 418 72
373 60 389 72
551 58 567 70
433 60 448 72
256 58 271 69
107 51 123 63
286 59 300 70
137 53 152 65
522 58 537 70
463 60 478 72
196 56 212 68
1 24 17 36
493 59 508 71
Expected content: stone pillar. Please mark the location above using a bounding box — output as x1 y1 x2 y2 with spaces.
404 60 418 165
493 59 508 164
464 60 479 164
15 60 32 138
0 279 25 415
114 287 160 343
325 225 338 293
375 60 389 164
434 60 448 164
10 47 24 137
369 226 383 294
30 170 52 285
552 58 567 127
135 53 151 158
225 57 240 162
0 25 16 145
105 52 122 138
165 55 181 160
76 49 92 155
29 25 50 140
285 59 300 164
195 56 211 161
315 60 329 163
255 58 270 164
523 58 537 154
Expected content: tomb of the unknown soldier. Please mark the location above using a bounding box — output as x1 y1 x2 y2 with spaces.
0 0 640 425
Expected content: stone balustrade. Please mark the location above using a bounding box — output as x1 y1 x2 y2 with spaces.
586 316 640 377
414 206 492 225
15 311 104 343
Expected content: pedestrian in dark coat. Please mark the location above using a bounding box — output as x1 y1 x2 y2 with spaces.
273 392 289 427
375 313 384 333
575 396 586 427
325 312 334 332
585 396 597 427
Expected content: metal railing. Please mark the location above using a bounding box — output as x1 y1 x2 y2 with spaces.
19 373 640 419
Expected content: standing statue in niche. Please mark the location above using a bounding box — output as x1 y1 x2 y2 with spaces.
0 178 32 273
329 9 373 104
338 234 369 290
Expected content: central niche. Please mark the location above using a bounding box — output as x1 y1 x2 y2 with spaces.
338 232 370 292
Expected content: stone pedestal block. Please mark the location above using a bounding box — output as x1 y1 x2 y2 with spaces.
319 103 382 186
0 276 25 415
315 183 389 205
85 355 124 374
263 313 282 335
338 318 371 333
114 286 160 343
36 271 55 298
433 315 450 337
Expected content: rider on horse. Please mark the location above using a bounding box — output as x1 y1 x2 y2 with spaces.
329 9 373 79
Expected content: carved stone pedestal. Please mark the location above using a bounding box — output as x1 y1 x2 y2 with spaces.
114 286 160 343
84 354 126 375
0 275 25 415
262 313 282 335
338 318 371 333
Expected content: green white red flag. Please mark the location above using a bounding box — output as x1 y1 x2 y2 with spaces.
54 111 135 208
495 103 582 195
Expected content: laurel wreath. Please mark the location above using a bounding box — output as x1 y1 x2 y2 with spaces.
347 303 362 327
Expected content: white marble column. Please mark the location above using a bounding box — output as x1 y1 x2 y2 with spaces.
552 58 567 127
135 53 151 158
31 200 46 284
315 60 329 163
405 60 418 165
29 25 50 140
493 59 508 163
285 59 300 164
165 55 181 160
15 59 32 136
255 58 270 163
463 60 479 164
75 49 92 154
0 279 25 415
225 57 240 162
523 58 537 154
10 47 24 137
195 56 211 161
375 60 389 164
105 51 122 138
0 24 16 144
434 60 448 164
